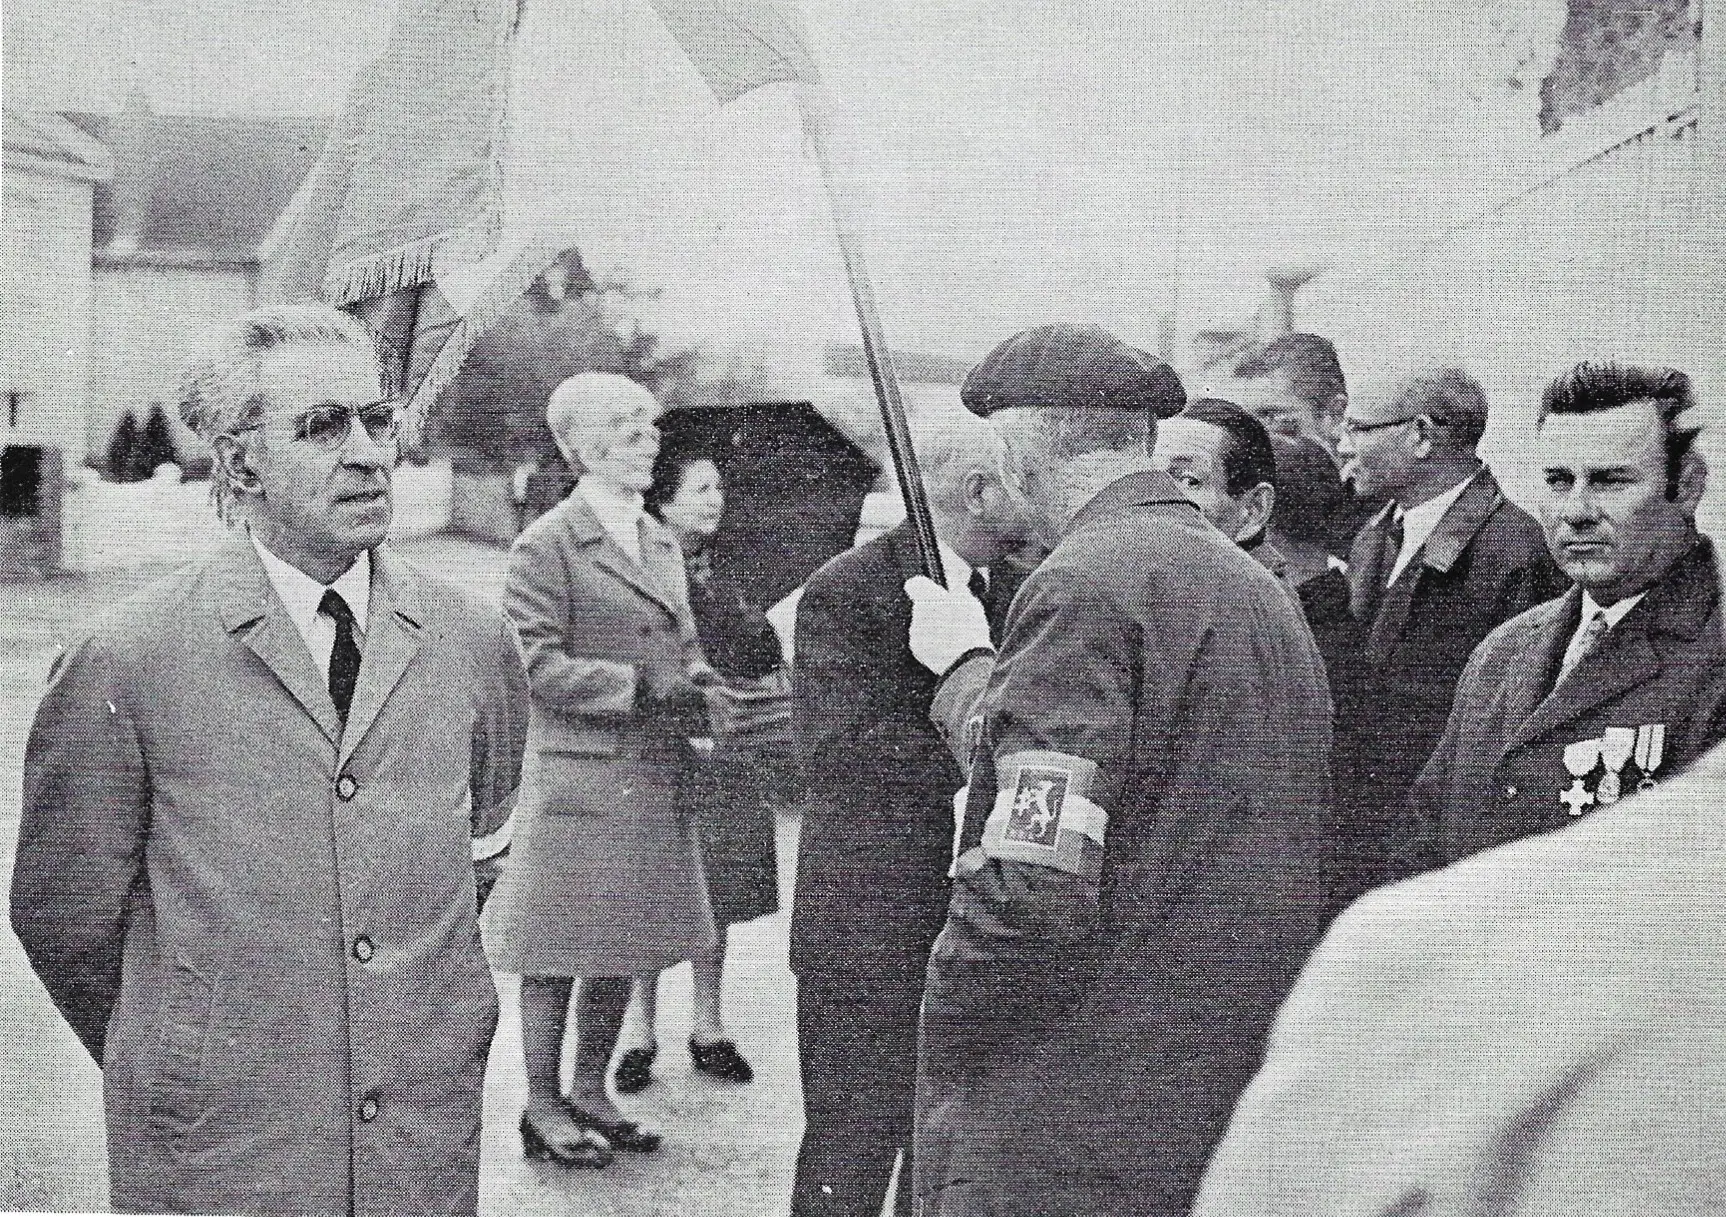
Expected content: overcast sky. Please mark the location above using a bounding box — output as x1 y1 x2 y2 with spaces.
5 0 1565 369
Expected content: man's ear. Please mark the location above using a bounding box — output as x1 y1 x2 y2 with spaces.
962 467 992 516
1240 482 1276 541
211 433 258 490
1675 447 1708 513
1410 415 1438 460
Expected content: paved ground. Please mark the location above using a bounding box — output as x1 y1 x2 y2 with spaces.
0 534 813 1215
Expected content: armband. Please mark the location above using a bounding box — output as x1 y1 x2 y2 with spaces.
980 750 1106 881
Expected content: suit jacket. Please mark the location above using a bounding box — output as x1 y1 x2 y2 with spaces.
1339 468 1564 892
916 472 1337 1217
789 523 1013 976
10 534 527 1217
484 489 715 976
1411 536 1726 871
1195 741 1726 1217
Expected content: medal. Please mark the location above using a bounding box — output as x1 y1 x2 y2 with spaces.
1633 723 1666 792
1596 727 1635 805
1560 737 1602 816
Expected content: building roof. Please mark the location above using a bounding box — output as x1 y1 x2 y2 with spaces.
68 108 326 266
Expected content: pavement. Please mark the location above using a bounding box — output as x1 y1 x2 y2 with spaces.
0 533 813 1215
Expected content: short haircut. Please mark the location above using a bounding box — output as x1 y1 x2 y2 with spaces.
999 404 1151 463
1392 367 1490 451
1540 361 1699 498
644 445 723 518
909 401 1008 505
1234 333 1347 415
1269 433 1346 545
546 372 659 473
1181 398 1278 497
177 303 377 520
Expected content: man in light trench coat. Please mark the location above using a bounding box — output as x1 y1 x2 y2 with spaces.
10 303 528 1216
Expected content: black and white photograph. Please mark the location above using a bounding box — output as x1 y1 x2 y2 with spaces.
1 0 1722 1214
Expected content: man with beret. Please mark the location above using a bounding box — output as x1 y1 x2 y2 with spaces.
902 324 1339 1217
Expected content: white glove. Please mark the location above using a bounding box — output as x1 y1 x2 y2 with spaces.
904 574 994 675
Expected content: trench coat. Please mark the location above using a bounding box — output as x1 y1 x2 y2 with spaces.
1195 741 1726 1217
484 489 716 976
1338 469 1564 894
1410 535 1726 870
10 534 528 1216
915 471 1338 1217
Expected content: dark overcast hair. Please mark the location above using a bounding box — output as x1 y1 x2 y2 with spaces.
1540 361 1699 499
1181 398 1278 497
644 443 725 519
1269 433 1346 545
1234 333 1347 415
1394 367 1490 451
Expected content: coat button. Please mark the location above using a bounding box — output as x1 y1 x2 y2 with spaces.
352 936 374 963
1502 783 1518 800
336 775 358 801
359 1096 379 1122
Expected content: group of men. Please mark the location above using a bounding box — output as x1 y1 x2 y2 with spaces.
8 301 1723 1217
788 325 1726 1217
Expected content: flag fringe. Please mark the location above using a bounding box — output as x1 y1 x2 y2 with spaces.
322 231 447 307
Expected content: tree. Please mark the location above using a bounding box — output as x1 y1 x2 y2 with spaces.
427 249 749 472
106 409 141 482
138 404 179 474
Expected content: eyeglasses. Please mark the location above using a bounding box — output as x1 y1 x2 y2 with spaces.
237 400 403 450
1338 414 1424 437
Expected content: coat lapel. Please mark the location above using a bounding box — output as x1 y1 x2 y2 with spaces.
339 547 424 767
564 492 678 618
1364 471 1502 664
1348 502 1398 620
216 534 342 746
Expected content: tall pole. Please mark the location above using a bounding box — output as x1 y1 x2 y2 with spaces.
796 85 946 585
1701 0 1726 404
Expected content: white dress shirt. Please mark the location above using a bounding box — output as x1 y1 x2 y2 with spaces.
577 478 645 565
1387 470 1479 586
250 532 371 684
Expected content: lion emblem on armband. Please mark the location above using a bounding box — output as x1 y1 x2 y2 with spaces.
1004 766 1068 846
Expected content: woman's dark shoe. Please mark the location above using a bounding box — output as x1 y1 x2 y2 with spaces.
520 1110 612 1169
614 1045 657 1095
562 1099 663 1153
690 1036 754 1083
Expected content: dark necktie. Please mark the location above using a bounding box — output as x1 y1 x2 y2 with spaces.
319 589 361 723
967 567 989 601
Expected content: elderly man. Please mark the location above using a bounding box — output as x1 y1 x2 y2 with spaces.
789 403 1033 1217
1153 397 1285 579
1336 366 1563 896
1192 368 1726 1217
11 304 527 1216
1410 361 1726 868
903 324 1337 1217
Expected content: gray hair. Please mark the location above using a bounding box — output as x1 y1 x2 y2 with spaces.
546 373 660 473
1392 367 1490 452
178 303 378 520
988 403 1151 470
909 403 1007 507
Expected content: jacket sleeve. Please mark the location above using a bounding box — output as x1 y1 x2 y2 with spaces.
1405 637 1494 873
922 565 1150 1042
471 610 529 842
503 530 637 717
10 634 150 1063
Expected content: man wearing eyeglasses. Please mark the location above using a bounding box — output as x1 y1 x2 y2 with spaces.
1332 367 1562 900
10 303 528 1216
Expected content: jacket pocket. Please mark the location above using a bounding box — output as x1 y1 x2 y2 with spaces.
148 960 214 1137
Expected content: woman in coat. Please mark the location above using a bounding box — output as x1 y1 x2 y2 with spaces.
614 448 792 1094
485 373 717 1167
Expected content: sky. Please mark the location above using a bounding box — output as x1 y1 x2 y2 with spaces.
4 0 1567 375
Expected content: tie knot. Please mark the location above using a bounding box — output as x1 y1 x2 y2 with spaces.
967 568 989 600
319 589 356 628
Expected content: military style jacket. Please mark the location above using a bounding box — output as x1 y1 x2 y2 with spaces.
1411 537 1726 871
915 470 1338 1217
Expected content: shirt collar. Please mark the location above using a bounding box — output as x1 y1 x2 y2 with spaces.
1580 587 1647 631
249 530 371 637
935 538 977 593
1397 470 1478 537
577 478 644 548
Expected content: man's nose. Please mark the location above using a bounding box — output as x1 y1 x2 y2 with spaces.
1558 485 1601 525
339 417 396 466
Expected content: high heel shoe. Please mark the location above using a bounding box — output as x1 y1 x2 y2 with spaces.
614 1045 657 1095
520 1110 613 1168
690 1036 754 1083
562 1098 663 1153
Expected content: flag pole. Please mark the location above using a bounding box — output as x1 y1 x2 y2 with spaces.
796 86 946 585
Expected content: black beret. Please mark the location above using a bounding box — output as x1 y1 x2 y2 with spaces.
960 323 1187 420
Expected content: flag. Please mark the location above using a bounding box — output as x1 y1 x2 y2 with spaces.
644 0 820 102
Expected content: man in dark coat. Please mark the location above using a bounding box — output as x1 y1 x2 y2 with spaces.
1412 361 1726 869
903 324 1337 1217
789 403 1031 1217
1337 367 1564 895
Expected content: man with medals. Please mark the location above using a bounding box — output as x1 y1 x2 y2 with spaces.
1406 361 1726 871
899 325 1338 1217
1192 367 1726 1216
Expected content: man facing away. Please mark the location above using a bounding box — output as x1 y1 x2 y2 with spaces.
1193 365 1726 1217
1411 361 1726 869
1335 366 1564 898
10 304 527 1216
789 402 1032 1217
903 324 1337 1217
